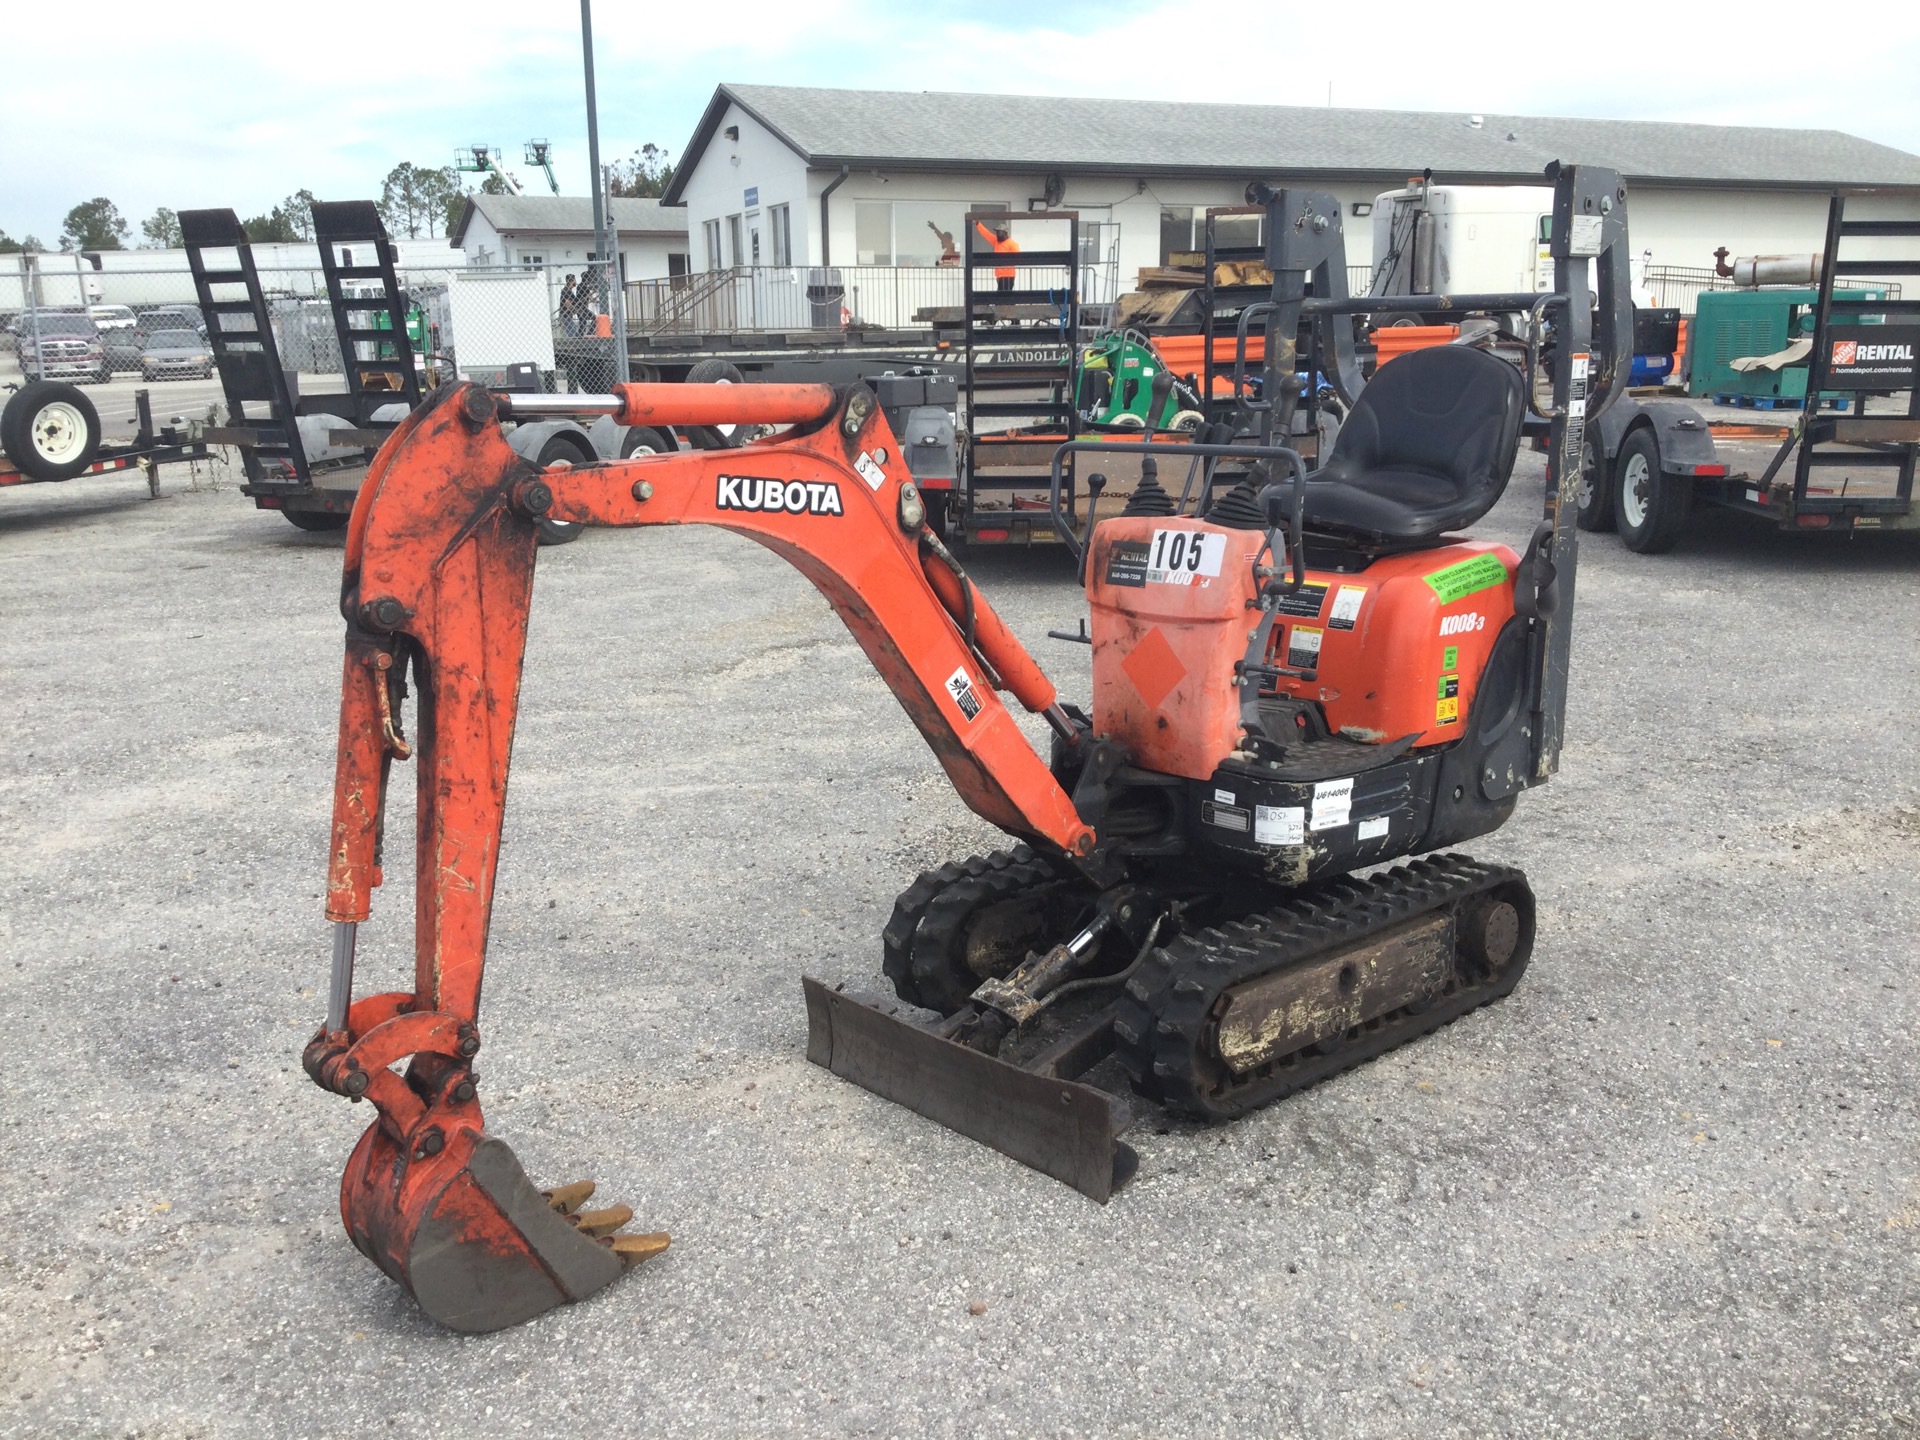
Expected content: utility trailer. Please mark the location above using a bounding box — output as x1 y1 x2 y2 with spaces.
1577 194 1919 552
179 204 696 541
0 380 211 497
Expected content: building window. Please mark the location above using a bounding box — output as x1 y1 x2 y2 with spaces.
854 201 892 265
726 213 743 268
703 219 721 271
854 201 1010 267
769 204 792 266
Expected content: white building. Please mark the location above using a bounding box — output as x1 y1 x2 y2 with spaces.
661 84 1920 294
448 195 689 282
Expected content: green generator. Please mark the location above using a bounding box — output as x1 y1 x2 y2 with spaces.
1689 286 1889 401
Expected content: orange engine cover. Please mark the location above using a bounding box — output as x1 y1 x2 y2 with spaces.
1086 516 1518 780
1086 516 1266 780
1264 541 1518 747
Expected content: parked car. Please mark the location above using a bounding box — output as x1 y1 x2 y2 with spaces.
88 303 137 333
136 305 207 339
103 329 147 373
17 313 108 384
139 329 213 381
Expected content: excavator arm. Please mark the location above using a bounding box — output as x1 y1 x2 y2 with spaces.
304 378 1091 1332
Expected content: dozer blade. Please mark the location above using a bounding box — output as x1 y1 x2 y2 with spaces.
802 976 1136 1202
340 1123 668 1334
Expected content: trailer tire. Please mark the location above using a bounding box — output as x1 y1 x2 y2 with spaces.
1167 409 1205 433
1577 436 1615 532
682 358 747 450
1612 427 1688 554
284 509 350 533
619 425 674 459
1 381 102 481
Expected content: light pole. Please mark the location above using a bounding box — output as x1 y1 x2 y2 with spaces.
580 0 624 383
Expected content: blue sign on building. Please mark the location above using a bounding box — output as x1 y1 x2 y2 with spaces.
745 187 759 207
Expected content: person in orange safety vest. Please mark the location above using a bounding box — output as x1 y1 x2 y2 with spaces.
974 220 1020 291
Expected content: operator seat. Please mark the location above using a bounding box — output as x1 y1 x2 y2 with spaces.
1270 344 1525 550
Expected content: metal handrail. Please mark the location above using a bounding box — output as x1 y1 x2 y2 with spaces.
1046 438 1309 560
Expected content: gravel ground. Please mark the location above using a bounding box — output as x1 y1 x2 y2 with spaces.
1 451 1917 1439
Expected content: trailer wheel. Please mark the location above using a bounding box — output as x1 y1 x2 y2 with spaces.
1 380 102 481
532 434 590 546
1167 409 1205 433
619 425 673 458
1612 428 1688 554
682 358 746 450
284 509 350 533
1576 437 1615 532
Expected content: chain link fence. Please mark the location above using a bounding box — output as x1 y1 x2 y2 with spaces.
1 254 632 397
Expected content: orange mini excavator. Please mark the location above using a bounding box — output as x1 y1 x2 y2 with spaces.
304 164 1631 1332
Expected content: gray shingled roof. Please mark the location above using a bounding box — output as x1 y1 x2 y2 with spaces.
450 194 687 244
660 84 1920 202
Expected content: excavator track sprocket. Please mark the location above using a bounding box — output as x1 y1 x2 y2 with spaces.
883 845 1086 1009
1113 854 1533 1119
909 859 1092 1015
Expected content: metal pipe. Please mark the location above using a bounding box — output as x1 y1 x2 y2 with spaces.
495 385 843 428
1047 439 1307 554
818 166 851 266
327 921 358 1033
580 0 607 280
1301 292 1566 316
610 381 840 429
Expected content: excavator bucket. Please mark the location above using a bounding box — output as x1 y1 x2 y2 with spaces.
339 1119 668 1334
802 978 1137 1201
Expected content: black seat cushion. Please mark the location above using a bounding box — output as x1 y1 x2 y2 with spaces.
1269 345 1524 547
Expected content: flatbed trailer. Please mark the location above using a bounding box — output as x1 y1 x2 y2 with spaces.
0 381 211 497
1580 194 1917 551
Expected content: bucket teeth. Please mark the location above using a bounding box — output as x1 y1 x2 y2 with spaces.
571 1204 633 1237
542 1179 596 1215
609 1232 672 1268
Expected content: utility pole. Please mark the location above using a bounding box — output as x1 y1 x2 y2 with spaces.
581 0 607 274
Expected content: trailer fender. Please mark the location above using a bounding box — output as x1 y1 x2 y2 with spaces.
1640 400 1721 476
505 420 597 467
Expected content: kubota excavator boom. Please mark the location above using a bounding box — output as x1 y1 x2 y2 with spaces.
306 162 1631 1336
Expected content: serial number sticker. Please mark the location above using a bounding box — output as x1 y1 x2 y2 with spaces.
1309 777 1352 832
1255 805 1305 846
1357 816 1390 842
1328 586 1366 630
1146 528 1226 586
1436 696 1460 725
854 451 887 491
1213 788 1235 805
1287 626 1324 670
1423 553 1508 605
1203 800 1251 833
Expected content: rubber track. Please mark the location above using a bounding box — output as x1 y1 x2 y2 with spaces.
1112 854 1530 1120
909 859 1070 1015
880 846 1034 1008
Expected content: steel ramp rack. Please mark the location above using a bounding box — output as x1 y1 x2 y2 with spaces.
1765 193 1919 525
310 201 424 427
960 209 1082 545
178 207 311 497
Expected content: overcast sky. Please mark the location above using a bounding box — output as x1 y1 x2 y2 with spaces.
8 0 1919 246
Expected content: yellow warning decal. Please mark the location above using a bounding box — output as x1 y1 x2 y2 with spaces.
1436 696 1460 725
